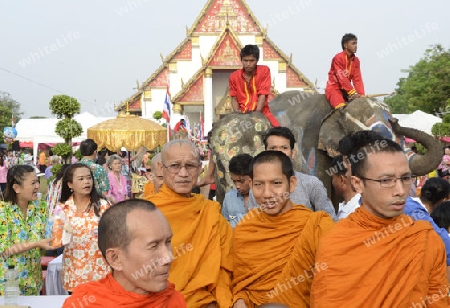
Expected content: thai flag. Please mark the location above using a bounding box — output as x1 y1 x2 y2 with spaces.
162 87 171 123
199 112 204 140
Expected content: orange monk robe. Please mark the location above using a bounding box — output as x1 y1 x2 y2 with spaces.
142 180 156 199
232 206 335 308
311 206 450 308
147 184 233 308
62 273 186 308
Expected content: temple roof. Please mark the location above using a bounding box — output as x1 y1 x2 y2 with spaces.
188 0 264 35
172 26 242 103
116 0 315 112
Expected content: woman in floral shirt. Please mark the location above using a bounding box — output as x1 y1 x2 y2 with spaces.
0 165 55 295
52 163 110 292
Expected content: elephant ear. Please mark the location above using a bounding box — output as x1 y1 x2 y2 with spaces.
317 107 347 157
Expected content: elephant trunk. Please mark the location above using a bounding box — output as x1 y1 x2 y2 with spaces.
389 118 442 176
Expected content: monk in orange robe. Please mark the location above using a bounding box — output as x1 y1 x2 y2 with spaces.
232 151 334 308
147 139 233 308
142 153 164 198
63 199 186 308
311 139 449 307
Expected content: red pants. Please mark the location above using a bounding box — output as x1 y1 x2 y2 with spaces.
262 108 280 127
325 88 346 109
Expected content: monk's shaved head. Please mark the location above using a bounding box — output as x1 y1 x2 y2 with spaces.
150 153 161 171
160 139 201 197
257 304 290 308
98 199 157 260
161 139 200 163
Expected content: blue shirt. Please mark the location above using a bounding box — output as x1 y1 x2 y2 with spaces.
222 189 247 229
404 196 450 265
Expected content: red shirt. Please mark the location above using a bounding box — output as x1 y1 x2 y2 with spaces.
229 65 271 112
326 50 364 95
174 121 187 132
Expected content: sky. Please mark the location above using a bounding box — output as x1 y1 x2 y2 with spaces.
1 0 449 119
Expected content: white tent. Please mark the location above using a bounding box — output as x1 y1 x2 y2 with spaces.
393 110 442 135
15 112 113 164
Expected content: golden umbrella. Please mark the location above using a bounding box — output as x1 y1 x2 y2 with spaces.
87 113 167 152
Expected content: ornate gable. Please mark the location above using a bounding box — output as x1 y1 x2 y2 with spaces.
128 95 141 110
172 26 242 104
147 67 170 88
189 0 263 34
172 71 204 103
262 40 282 61
208 29 242 67
173 40 192 60
286 66 307 87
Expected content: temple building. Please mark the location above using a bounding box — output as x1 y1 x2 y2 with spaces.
115 0 315 136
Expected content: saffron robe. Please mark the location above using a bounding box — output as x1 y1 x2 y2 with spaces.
311 206 449 308
142 180 156 199
147 184 233 308
232 206 335 307
62 273 186 308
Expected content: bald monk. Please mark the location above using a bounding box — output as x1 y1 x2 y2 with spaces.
146 139 233 308
143 153 164 198
232 151 334 308
311 139 449 307
62 199 186 307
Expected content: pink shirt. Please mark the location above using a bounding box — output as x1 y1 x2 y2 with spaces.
107 172 127 203
0 165 7 183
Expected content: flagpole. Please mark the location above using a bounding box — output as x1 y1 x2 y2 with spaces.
166 120 170 142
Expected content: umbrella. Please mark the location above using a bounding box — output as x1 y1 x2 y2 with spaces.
87 113 167 152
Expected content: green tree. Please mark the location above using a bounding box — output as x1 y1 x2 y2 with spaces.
49 95 83 163
153 110 166 127
386 44 450 114
432 114 450 137
0 92 22 140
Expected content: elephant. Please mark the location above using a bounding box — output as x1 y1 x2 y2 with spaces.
209 91 442 206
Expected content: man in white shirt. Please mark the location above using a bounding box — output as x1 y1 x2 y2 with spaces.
331 155 360 219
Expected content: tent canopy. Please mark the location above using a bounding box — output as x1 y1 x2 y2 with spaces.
15 112 113 163
87 114 167 152
393 110 441 136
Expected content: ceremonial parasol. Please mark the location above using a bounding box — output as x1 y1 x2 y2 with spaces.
87 113 167 152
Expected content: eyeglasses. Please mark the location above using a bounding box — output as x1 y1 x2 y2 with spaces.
162 163 200 174
359 175 416 188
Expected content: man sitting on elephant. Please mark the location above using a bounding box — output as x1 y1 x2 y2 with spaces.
325 33 365 109
248 127 338 221
229 44 279 127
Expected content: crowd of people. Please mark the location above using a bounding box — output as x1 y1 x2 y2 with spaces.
1 38 450 307
1 129 450 307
